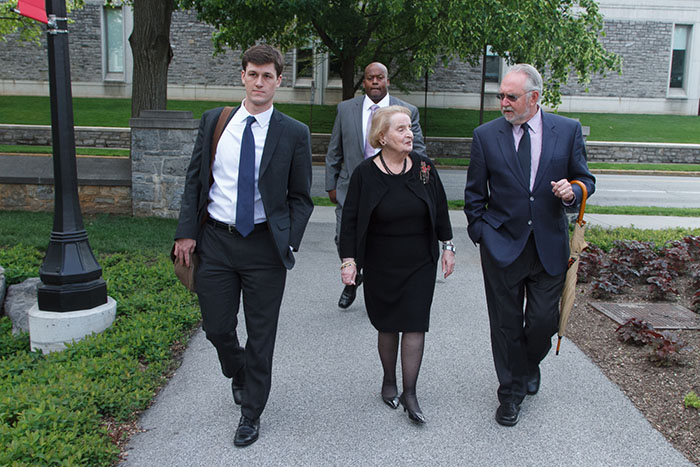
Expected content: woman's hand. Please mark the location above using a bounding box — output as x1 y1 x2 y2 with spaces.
441 250 455 278
340 258 357 285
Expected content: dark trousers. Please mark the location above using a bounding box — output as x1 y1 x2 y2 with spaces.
196 222 287 420
480 234 565 404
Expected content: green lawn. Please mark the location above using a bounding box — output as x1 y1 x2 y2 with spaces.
2 95 700 142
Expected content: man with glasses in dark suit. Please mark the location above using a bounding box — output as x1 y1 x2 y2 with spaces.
464 64 595 427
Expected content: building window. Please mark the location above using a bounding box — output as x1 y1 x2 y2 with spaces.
295 45 314 80
326 52 343 87
670 25 690 89
103 7 125 79
484 46 500 83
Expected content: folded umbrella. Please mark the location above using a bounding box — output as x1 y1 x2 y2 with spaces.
556 180 589 355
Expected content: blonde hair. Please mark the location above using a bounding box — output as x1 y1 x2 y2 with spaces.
369 105 412 148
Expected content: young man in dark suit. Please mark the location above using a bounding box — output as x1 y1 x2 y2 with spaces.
464 64 595 427
173 44 313 447
325 62 427 309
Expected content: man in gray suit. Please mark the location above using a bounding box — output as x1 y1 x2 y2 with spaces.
325 62 427 309
174 45 313 447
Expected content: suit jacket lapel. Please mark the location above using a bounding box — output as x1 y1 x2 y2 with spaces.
533 111 558 192
259 109 283 177
352 96 365 155
496 118 529 190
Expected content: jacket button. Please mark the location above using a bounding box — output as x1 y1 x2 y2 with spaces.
528 220 533 226
530 196 535 201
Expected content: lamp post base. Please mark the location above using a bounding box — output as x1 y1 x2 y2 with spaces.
37 278 107 312
29 296 117 353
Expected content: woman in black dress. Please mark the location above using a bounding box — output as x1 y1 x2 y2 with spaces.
339 105 455 424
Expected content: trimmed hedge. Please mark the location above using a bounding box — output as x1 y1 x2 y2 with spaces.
0 248 200 466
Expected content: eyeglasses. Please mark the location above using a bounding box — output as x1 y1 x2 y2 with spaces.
496 91 532 102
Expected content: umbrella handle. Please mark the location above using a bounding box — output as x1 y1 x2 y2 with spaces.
570 180 588 225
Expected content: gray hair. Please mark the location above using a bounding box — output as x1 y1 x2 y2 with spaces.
508 64 543 99
369 105 411 148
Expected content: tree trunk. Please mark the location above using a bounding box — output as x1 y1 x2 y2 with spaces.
340 56 356 101
128 0 174 118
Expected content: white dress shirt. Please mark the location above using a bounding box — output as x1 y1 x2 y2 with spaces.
207 102 273 225
362 93 391 157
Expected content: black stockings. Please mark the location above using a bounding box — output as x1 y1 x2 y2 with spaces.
377 331 425 412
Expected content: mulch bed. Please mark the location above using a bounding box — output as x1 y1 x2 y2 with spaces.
566 280 700 465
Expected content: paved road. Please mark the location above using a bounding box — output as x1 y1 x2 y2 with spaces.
312 166 700 207
120 208 693 467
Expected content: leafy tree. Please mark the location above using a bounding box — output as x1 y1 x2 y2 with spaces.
0 0 84 43
470 0 621 106
182 0 620 105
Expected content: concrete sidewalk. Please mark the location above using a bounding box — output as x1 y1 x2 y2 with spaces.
121 208 694 466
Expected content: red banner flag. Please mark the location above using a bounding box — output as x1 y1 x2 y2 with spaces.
16 0 48 24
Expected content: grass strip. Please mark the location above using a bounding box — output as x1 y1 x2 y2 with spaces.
443 201 700 217
585 205 700 217
587 162 700 172
0 145 130 157
433 159 700 172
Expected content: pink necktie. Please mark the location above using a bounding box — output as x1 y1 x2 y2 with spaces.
364 104 379 159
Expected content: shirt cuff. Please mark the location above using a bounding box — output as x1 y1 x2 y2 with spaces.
563 193 577 207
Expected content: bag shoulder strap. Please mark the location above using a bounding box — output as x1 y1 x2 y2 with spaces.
211 106 234 160
208 106 234 187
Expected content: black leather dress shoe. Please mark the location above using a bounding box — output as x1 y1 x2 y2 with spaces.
231 369 245 406
233 416 260 447
338 274 363 309
495 402 520 427
526 367 541 395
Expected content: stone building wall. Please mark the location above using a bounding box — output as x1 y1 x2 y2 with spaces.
0 184 131 214
167 10 295 89
560 20 672 98
0 6 102 82
0 125 130 148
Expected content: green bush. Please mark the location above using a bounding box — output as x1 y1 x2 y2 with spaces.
0 245 200 466
0 244 44 285
585 226 700 252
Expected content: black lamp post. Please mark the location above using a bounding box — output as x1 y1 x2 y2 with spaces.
37 0 107 312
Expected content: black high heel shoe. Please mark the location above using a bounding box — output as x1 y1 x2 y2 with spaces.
382 395 399 409
398 394 426 424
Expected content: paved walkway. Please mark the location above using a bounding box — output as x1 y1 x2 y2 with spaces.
120 208 695 466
